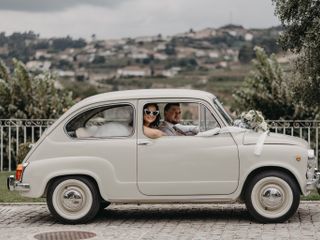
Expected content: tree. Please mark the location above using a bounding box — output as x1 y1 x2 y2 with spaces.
238 44 255 64
273 0 320 52
0 59 74 169
233 47 314 120
52 36 86 51
164 43 176 55
0 58 74 119
92 55 105 64
273 0 320 111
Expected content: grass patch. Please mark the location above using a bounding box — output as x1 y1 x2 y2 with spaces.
0 172 44 203
302 191 320 201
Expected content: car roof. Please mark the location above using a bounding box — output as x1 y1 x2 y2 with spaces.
46 89 218 135
79 89 215 106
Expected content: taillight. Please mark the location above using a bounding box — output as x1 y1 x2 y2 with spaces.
15 164 23 181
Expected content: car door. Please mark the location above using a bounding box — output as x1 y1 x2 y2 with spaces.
64 102 137 193
137 99 239 196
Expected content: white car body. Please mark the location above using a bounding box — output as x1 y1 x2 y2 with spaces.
8 89 319 223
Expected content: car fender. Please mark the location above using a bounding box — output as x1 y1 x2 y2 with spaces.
21 156 117 200
242 162 305 192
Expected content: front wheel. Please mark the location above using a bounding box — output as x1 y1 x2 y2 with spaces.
47 176 100 224
99 201 111 211
244 171 300 223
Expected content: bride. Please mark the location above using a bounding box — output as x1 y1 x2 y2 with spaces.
143 103 166 139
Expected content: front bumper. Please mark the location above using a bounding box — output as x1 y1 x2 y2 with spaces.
7 175 30 192
305 149 320 194
306 170 320 193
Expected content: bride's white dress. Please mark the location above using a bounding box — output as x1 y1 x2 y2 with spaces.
76 122 132 138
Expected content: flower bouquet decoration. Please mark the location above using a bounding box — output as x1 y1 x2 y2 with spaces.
234 110 269 132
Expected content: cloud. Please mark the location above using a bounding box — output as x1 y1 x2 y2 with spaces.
0 0 280 39
0 0 125 12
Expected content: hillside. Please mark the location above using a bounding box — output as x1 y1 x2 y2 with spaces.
0 25 286 106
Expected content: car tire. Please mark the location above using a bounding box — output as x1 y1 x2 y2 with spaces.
99 201 111 211
47 176 100 224
244 170 300 223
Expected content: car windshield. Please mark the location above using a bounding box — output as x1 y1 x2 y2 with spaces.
212 98 233 126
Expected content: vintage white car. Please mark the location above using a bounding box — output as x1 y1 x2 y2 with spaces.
7 89 319 224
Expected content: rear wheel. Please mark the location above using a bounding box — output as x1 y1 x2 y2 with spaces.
47 176 100 224
244 170 300 223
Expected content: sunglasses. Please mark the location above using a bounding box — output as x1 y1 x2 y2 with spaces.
144 109 160 116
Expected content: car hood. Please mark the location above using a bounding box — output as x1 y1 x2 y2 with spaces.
243 131 309 148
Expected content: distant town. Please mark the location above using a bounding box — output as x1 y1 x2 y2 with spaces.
0 24 287 104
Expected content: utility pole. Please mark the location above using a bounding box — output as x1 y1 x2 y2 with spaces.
229 11 233 25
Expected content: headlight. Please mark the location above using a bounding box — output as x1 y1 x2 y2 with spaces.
307 149 316 169
308 149 315 159
307 149 316 180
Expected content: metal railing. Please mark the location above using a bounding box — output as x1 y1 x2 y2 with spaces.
0 119 319 171
267 120 319 162
0 119 55 171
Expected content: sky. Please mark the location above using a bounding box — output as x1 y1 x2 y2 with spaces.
0 0 280 39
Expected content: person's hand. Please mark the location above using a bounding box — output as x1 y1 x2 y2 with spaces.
196 127 220 137
174 124 199 134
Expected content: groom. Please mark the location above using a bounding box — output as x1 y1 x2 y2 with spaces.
159 103 198 136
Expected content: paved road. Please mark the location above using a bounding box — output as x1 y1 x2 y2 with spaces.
1 202 320 240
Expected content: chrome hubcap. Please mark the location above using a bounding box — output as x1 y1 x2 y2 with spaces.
62 188 84 211
260 187 283 210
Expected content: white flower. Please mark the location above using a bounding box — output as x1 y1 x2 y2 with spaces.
243 111 254 121
234 109 269 132
260 122 268 132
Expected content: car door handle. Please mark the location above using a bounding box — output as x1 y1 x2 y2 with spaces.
137 139 152 145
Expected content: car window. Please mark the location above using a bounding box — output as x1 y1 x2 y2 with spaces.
143 102 219 137
212 98 233 126
179 103 219 133
66 104 134 138
199 104 220 132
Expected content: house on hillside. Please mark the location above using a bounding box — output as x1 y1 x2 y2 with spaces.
35 50 52 60
58 54 74 63
130 52 149 60
176 47 195 58
195 50 207 58
153 67 180 78
26 61 51 72
74 53 91 64
161 68 180 78
218 24 248 38
192 28 216 39
0 46 9 55
117 66 151 77
84 44 97 54
134 35 161 43
154 43 166 51
208 51 220 59
153 53 168 60
104 39 127 48
99 50 115 57
244 33 253 41
57 70 75 78
90 72 115 85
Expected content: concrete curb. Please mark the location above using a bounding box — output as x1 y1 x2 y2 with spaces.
1 200 320 205
0 202 46 205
